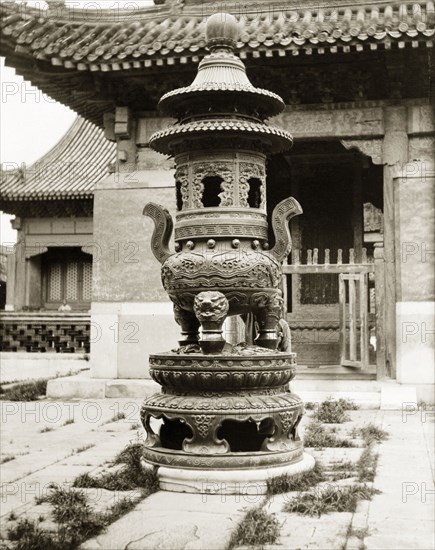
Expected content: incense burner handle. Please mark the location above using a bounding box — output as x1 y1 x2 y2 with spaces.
143 202 174 264
270 197 303 263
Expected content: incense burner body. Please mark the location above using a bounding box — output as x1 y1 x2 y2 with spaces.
145 151 302 349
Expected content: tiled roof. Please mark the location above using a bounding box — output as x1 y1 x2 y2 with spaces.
1 2 433 72
0 117 116 201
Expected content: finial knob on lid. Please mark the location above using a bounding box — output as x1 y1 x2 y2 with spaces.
205 12 239 50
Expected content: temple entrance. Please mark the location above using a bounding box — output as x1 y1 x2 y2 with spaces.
266 141 384 378
41 247 92 311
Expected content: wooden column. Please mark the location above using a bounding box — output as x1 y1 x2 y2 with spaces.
5 251 16 311
374 242 387 378
352 154 363 263
382 105 408 379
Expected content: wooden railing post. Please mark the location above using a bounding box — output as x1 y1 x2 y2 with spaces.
374 242 387 378
282 257 288 317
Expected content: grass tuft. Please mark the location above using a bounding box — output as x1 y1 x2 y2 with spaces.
284 484 379 517
349 526 370 539
74 444 94 454
329 460 356 481
0 379 48 401
356 423 389 445
7 517 57 550
313 398 358 424
62 419 75 426
227 506 280 549
1 455 16 464
9 485 141 550
103 412 126 424
105 497 138 523
267 462 324 495
73 443 159 493
39 426 54 433
356 446 378 482
304 421 356 449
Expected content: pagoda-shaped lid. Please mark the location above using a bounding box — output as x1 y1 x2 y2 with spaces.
158 13 285 120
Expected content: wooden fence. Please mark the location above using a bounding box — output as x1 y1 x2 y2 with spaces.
282 244 386 376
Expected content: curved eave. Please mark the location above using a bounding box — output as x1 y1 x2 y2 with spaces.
1 2 433 72
149 119 293 155
0 117 116 201
159 85 285 119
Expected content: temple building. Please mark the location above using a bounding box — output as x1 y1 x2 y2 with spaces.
0 0 433 402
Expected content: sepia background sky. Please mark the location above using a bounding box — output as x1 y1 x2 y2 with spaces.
1 0 154 244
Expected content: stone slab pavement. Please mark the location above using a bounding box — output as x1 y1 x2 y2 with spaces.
80 491 253 550
0 399 144 524
1 400 434 550
362 409 435 550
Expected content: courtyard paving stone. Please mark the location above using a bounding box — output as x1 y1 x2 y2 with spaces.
1 400 434 550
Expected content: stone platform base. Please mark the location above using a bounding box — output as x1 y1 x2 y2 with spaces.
0 352 88 384
46 370 160 399
150 452 315 495
45 372 431 407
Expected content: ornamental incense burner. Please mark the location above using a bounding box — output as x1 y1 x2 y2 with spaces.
141 13 312 492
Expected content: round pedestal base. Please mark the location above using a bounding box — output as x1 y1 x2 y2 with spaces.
149 452 315 495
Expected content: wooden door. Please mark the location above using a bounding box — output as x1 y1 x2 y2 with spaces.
339 272 369 369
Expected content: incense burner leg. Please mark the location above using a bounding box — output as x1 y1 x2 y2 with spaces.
193 291 229 354
255 292 283 350
173 304 200 346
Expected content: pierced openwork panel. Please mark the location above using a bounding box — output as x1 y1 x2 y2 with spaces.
82 261 92 301
192 161 234 208
48 263 62 301
66 262 78 301
239 161 266 208
175 165 189 210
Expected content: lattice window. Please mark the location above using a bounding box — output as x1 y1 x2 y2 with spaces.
45 252 92 308
48 263 62 301
66 262 78 301
82 262 92 301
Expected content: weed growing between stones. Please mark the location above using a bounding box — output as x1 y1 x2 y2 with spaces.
284 484 380 517
352 423 389 445
73 442 159 493
328 460 356 481
0 379 48 401
267 462 325 495
304 421 356 448
348 526 370 539
0 455 16 464
8 517 57 550
345 524 370 550
62 419 75 426
356 446 378 482
227 506 280 549
313 398 358 424
103 412 126 424
7 485 140 550
74 444 95 454
39 426 54 433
